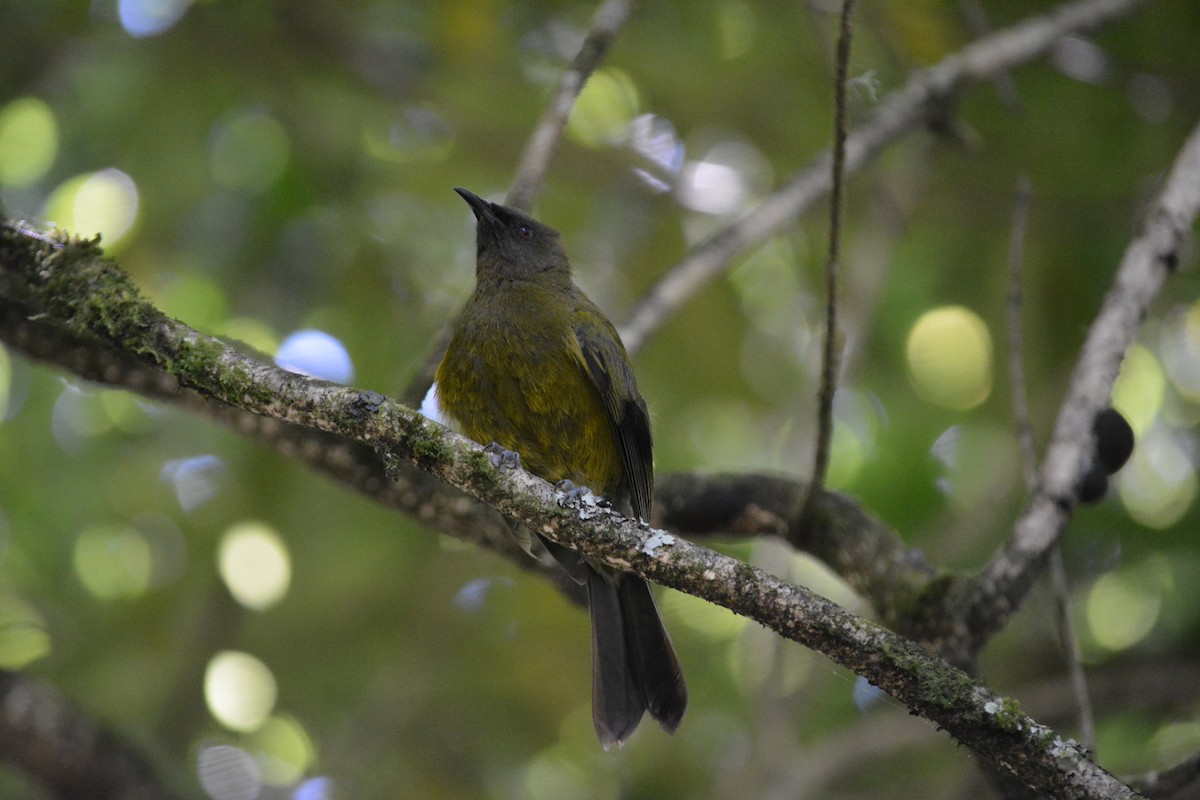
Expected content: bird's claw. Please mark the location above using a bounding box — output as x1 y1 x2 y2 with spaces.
484 442 522 470
553 480 610 510
554 479 585 500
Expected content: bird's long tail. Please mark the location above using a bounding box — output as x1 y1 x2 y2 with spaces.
588 570 687 749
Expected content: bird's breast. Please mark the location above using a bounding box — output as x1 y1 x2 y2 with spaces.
436 293 621 492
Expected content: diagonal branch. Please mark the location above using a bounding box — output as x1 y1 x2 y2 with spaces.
946 115 1200 659
0 282 925 620
618 0 1148 356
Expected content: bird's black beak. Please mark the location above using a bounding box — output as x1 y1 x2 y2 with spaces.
454 187 500 227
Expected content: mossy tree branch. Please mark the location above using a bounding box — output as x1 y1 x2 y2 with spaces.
0 216 1143 799
0 223 936 627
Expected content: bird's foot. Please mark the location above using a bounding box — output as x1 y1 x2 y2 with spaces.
484 442 522 471
553 480 611 510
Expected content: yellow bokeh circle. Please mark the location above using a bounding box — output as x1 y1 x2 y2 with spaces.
906 306 993 410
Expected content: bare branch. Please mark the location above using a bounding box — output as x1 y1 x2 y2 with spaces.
619 0 1149 355
1007 175 1038 486
954 115 1200 656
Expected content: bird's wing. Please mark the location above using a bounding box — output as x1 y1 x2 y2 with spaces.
573 314 654 521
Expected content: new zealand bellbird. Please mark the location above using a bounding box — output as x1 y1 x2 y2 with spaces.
434 188 687 748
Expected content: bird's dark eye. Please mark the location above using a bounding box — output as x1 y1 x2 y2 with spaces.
517 224 533 239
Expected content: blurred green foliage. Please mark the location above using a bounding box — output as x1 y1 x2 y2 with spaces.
2 1 1200 798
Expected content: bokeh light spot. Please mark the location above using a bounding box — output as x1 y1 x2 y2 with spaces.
43 168 140 251
196 744 262 800
1117 427 1196 528
826 421 866 489
1159 302 1200 401
905 306 993 410
677 141 772 217
51 384 114 453
566 68 639 148
119 0 192 37
1051 35 1110 85
628 113 683 192
98 389 153 435
210 110 291 193
161 455 225 512
0 594 51 668
1149 721 1200 769
73 524 153 600
244 714 315 785
454 576 514 613
1113 343 1165 435
716 1 757 60
217 522 291 611
826 389 882 489
293 777 337 800
275 329 354 384
204 650 278 732
0 97 58 187
1085 570 1161 652
1128 73 1173 125
0 345 10 420
931 423 1018 508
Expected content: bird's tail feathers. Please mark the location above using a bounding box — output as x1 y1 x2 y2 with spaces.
588 571 687 748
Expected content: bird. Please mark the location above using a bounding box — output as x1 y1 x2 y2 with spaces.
432 187 687 748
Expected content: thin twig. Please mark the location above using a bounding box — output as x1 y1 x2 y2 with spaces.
798 0 855 527
618 0 1149 356
505 0 633 212
1047 549 1096 750
1007 176 1038 483
1004 176 1097 751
